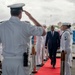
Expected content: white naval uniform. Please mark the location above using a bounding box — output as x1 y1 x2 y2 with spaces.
60 30 71 75
36 36 43 65
28 37 32 75
60 30 63 36
0 16 43 75
59 30 64 52
67 28 73 67
42 35 47 60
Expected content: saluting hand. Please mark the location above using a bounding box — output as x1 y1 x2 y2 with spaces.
23 10 32 19
23 10 45 32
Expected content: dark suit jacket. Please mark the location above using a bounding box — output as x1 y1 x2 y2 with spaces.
45 31 60 50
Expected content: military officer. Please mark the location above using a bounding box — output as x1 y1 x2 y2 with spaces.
67 24 73 67
42 25 47 60
36 36 43 66
60 23 71 75
0 3 46 75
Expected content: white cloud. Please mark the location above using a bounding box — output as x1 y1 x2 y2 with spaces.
0 0 75 25
67 0 75 3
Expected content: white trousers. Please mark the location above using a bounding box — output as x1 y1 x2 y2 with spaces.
42 43 46 60
32 55 36 70
36 44 42 65
36 50 42 65
69 53 72 67
2 58 29 75
65 53 71 75
43 47 48 60
43 47 46 60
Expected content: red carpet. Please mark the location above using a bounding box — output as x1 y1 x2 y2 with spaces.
35 59 60 75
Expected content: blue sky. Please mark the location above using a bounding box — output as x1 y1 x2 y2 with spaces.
0 0 75 25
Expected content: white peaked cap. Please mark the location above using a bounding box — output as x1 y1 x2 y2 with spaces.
62 22 71 26
7 3 25 8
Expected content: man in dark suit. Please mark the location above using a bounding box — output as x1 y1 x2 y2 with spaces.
45 25 60 68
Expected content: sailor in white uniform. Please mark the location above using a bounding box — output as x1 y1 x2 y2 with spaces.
60 25 63 36
36 36 43 66
60 23 71 75
67 24 73 67
0 3 46 75
42 25 47 60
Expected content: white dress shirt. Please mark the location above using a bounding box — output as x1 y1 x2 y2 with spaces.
0 16 43 57
60 30 71 53
51 31 54 36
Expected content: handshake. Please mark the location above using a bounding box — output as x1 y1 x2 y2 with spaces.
23 10 33 20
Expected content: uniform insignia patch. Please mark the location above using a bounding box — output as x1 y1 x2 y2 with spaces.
65 37 67 40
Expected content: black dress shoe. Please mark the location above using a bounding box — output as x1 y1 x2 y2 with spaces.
36 64 43 67
51 61 53 65
53 65 55 68
44 59 47 61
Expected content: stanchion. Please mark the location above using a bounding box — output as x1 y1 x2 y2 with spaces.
60 50 65 75
31 45 37 73
0 61 2 74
